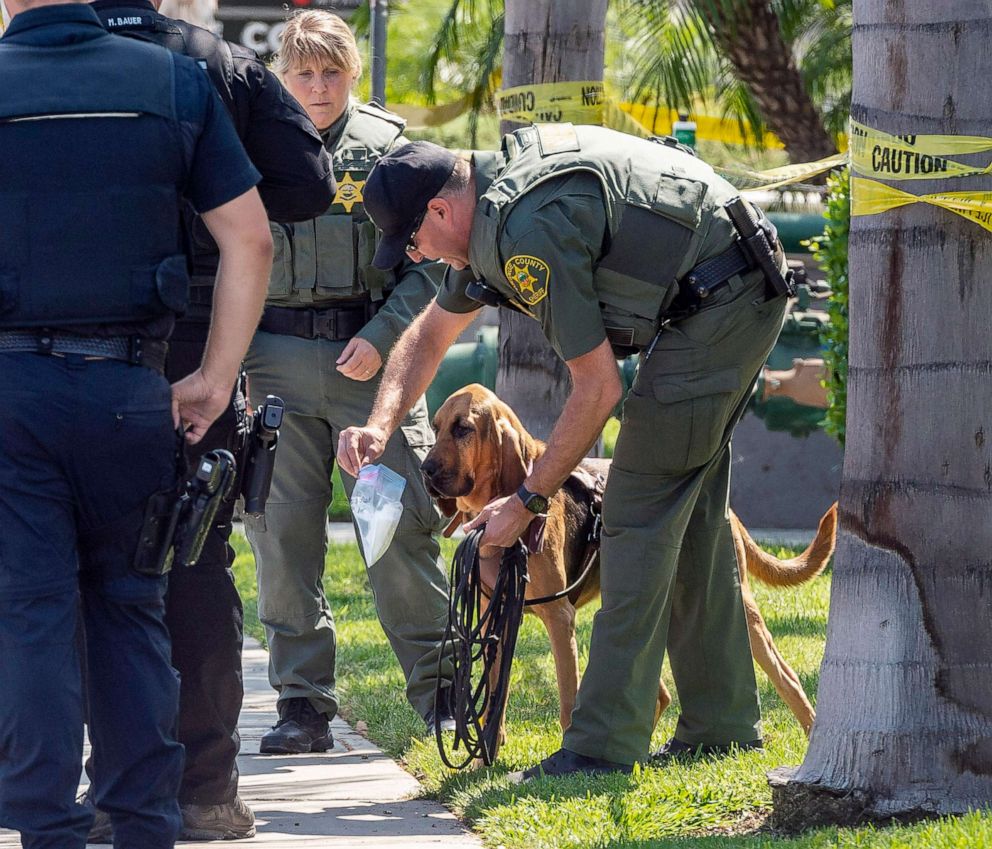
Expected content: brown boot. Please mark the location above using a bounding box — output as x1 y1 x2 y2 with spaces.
181 796 256 840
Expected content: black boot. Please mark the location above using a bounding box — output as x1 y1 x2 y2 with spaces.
651 737 763 763
259 697 334 754
509 748 632 783
424 686 457 734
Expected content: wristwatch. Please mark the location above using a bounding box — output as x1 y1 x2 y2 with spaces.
516 484 550 515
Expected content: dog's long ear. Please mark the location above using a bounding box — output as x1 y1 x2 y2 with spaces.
496 415 530 497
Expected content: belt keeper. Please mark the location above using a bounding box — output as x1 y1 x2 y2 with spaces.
129 337 143 365
36 331 54 354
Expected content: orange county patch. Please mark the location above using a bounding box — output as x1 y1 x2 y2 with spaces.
503 255 550 306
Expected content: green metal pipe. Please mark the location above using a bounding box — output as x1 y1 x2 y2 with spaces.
766 211 827 254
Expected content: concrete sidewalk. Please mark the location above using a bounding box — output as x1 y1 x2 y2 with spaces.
0 640 480 848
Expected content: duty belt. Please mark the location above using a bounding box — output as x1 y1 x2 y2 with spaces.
258 304 370 342
668 239 786 314
0 331 169 374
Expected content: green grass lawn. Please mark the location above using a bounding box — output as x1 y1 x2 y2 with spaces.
230 534 992 848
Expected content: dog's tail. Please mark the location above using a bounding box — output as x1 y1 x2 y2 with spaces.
735 502 837 588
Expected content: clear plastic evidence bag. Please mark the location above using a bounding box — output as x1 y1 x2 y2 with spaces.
350 464 406 567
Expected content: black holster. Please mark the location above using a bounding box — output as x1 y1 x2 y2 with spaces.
724 196 795 299
133 486 184 576
173 449 238 567
132 448 237 574
240 395 284 517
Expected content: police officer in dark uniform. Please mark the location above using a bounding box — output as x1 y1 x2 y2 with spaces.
0 0 271 845
82 0 334 839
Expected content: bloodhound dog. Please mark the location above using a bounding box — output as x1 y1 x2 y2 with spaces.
421 384 836 741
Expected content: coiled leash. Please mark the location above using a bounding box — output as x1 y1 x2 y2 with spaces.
433 474 605 768
434 528 530 768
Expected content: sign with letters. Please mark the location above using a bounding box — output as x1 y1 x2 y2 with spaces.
216 0 360 60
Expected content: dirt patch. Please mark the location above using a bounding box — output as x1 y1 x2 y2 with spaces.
691 809 772 838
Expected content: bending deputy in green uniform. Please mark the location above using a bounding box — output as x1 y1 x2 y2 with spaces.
338 127 791 778
245 10 454 754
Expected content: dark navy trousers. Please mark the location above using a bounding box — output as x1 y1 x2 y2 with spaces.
0 353 183 849
83 319 246 807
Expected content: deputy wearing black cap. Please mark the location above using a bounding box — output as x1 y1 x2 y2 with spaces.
340 129 789 780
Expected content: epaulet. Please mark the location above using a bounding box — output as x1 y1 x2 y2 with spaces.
355 101 407 131
229 41 260 62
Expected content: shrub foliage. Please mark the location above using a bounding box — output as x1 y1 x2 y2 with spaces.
807 167 850 446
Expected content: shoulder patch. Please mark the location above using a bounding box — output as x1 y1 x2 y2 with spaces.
536 122 579 156
504 255 550 306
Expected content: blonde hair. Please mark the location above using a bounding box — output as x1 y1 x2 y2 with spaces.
274 10 362 80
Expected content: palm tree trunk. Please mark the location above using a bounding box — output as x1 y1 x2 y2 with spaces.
495 0 607 439
773 0 992 827
699 0 836 162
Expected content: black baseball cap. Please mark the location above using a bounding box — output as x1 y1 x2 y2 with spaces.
365 141 458 269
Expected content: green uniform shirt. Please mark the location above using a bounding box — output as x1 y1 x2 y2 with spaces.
438 153 611 361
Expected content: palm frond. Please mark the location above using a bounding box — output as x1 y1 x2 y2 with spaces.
422 0 468 103
714 69 769 152
614 0 717 114
421 0 504 105
613 0 850 152
467 10 504 146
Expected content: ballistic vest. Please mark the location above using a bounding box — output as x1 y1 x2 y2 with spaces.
267 103 404 307
95 1 237 289
471 123 742 348
0 34 188 328
96 4 237 115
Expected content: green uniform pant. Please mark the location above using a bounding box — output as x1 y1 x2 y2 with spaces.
244 330 452 721
563 272 787 765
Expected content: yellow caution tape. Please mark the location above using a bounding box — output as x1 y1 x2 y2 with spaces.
852 177 992 233
495 82 788 147
619 102 785 149
496 80 610 124
716 153 848 191
495 81 845 188
398 79 848 190
850 120 992 180
398 78 849 157
395 80 649 137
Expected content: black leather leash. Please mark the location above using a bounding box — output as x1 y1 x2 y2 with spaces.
434 528 529 768
434 470 606 768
